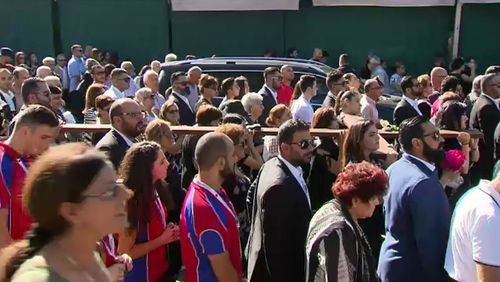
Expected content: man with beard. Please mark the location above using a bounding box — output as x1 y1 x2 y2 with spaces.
393 75 424 126
257 67 281 126
246 120 313 282
378 116 451 282
180 132 243 282
168 72 195 126
96 98 146 170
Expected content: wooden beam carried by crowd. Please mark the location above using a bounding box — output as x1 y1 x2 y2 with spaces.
61 124 484 139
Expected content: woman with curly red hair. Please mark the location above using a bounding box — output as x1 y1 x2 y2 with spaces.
305 162 388 282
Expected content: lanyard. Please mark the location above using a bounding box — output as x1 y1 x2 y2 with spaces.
193 178 238 223
153 190 167 229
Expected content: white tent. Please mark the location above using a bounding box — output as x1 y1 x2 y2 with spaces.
312 0 455 6
171 0 300 11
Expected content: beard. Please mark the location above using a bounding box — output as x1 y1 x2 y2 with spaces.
423 141 445 164
219 161 235 180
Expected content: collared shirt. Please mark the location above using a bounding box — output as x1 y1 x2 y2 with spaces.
403 95 423 116
0 89 16 112
360 94 379 122
278 155 310 207
103 86 126 100
290 95 314 124
404 153 435 172
482 93 500 110
123 79 139 98
174 91 194 112
187 84 200 110
445 179 500 282
153 92 166 111
67 55 86 92
113 128 134 147
265 85 278 104
54 65 69 90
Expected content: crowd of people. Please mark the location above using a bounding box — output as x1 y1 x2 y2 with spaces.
0 43 498 282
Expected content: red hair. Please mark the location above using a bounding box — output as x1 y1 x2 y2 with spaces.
332 162 388 206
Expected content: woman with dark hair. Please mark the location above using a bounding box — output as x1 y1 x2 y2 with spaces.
27 52 39 76
309 107 342 210
435 101 479 208
118 141 179 282
218 77 241 110
0 143 133 281
341 120 396 260
235 76 250 99
306 162 388 282
194 74 218 113
290 75 317 124
263 104 291 161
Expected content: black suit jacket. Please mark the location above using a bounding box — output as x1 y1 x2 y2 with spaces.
95 129 131 170
257 85 277 126
246 157 312 282
170 92 195 126
393 98 420 126
470 94 500 179
321 92 336 108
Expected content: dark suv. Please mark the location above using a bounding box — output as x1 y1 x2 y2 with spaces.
159 57 398 121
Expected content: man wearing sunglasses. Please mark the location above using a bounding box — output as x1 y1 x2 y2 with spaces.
168 71 195 126
247 119 313 282
257 67 281 126
379 116 451 282
96 98 146 170
67 44 86 92
470 73 500 181
103 68 131 100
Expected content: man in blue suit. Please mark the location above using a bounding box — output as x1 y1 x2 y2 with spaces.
378 116 451 282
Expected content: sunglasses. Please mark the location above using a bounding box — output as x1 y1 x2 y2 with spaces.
290 139 314 150
423 131 441 141
81 181 122 201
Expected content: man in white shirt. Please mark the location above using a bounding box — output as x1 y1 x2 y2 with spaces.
445 176 500 282
0 68 16 114
361 77 384 126
291 75 316 124
103 68 131 100
143 70 166 115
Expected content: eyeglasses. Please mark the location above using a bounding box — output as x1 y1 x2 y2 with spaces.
423 131 441 141
81 181 122 201
120 111 147 119
290 139 314 150
118 77 130 82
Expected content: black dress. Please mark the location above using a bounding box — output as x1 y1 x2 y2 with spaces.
308 137 339 211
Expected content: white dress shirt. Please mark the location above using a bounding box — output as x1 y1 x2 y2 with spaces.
103 86 126 100
0 89 16 112
291 95 314 124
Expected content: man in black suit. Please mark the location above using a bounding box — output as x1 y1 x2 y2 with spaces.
470 73 500 180
393 75 423 126
168 72 195 126
246 120 313 282
257 67 281 126
95 98 146 170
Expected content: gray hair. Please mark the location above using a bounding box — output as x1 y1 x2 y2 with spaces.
165 53 177 62
241 92 263 113
85 58 99 71
187 66 202 74
42 57 55 65
134 87 153 103
36 66 52 78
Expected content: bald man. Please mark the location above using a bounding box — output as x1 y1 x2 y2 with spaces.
143 70 166 114
429 67 448 104
36 66 52 79
277 65 294 105
95 98 146 169
186 66 202 109
180 132 242 282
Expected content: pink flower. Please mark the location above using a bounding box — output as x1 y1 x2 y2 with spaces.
440 149 466 171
